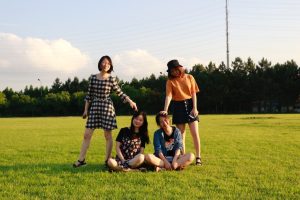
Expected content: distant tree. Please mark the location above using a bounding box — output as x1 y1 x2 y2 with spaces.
79 78 89 92
0 92 8 114
1 57 299 116
44 91 71 115
130 78 141 89
70 91 86 115
70 77 80 93
0 92 7 116
206 62 217 73
0 92 7 106
10 94 37 116
2 87 15 100
51 78 63 93
62 78 72 92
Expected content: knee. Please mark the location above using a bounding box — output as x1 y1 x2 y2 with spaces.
137 154 145 163
188 153 195 162
84 132 92 140
104 132 112 140
144 154 150 162
107 158 114 166
145 154 154 163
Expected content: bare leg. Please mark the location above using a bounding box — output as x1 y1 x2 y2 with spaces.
176 124 186 154
172 153 195 169
104 130 113 162
107 158 124 171
188 121 201 158
128 154 145 168
78 128 94 161
145 154 164 168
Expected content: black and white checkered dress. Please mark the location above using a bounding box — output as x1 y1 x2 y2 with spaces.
85 75 128 130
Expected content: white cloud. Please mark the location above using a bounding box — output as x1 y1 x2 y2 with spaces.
113 49 165 81
112 50 206 82
0 34 205 90
0 33 91 90
0 33 90 72
0 59 10 68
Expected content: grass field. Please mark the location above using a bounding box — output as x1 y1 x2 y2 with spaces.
0 114 299 199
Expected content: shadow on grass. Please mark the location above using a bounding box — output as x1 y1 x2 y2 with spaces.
0 163 109 174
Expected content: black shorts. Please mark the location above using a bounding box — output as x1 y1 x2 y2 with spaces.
171 98 199 124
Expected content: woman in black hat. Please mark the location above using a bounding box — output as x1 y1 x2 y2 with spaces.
160 59 202 165
73 55 138 168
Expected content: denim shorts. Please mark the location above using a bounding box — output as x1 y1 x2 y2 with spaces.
166 156 173 163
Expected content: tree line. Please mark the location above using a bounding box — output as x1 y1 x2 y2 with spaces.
0 57 299 116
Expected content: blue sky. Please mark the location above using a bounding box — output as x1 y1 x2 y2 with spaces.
0 0 299 90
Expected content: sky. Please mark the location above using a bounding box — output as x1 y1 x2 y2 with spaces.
0 0 299 91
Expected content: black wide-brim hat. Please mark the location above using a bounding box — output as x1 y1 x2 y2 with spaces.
167 59 183 72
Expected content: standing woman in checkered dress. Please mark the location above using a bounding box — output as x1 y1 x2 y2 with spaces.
73 55 138 168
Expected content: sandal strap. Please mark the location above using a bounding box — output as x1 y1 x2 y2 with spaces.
196 157 202 165
73 159 86 168
78 159 86 164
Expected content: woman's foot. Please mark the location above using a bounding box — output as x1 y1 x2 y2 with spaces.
73 159 86 168
195 157 202 166
155 166 166 172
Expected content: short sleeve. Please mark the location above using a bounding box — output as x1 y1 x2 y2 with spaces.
166 80 173 97
189 75 200 94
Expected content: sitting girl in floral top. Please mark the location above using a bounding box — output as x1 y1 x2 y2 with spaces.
107 111 149 171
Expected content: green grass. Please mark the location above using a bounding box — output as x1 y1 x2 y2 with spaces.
0 114 300 199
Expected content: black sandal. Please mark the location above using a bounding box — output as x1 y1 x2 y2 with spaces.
73 159 86 168
196 157 202 166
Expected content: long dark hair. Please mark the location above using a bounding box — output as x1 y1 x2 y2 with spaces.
98 55 114 73
130 111 150 144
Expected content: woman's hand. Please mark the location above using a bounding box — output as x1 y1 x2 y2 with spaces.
164 160 172 170
82 110 88 119
129 101 138 111
172 160 179 170
160 110 168 115
190 108 199 118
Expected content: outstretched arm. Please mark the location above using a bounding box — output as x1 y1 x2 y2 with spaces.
112 77 138 111
160 96 172 115
161 80 172 114
190 93 198 117
125 96 138 111
82 101 90 119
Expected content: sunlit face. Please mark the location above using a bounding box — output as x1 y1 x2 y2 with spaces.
132 115 144 129
170 67 181 77
100 58 111 72
159 116 170 128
